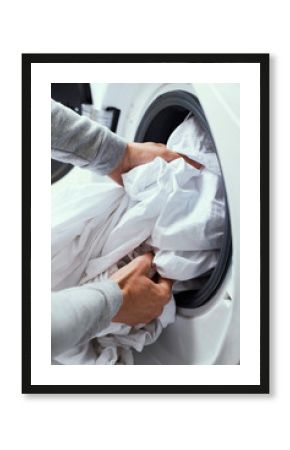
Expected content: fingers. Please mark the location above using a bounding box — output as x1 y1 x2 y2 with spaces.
152 143 204 170
177 153 204 170
163 148 204 170
156 276 173 303
110 253 154 285
128 142 204 172
134 252 154 275
144 142 180 162
162 149 181 162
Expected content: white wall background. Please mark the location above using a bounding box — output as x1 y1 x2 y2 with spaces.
0 1 286 449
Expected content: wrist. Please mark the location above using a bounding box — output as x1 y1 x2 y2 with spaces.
122 144 132 172
105 280 124 315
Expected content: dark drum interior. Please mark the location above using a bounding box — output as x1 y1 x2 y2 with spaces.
134 90 232 309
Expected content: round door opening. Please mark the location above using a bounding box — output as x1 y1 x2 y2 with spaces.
135 90 232 309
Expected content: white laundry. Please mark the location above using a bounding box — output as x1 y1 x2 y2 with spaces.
51 115 225 364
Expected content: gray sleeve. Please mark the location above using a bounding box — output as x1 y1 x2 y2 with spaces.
51 99 127 175
51 280 123 358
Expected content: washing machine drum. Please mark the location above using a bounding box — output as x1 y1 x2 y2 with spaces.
134 90 232 309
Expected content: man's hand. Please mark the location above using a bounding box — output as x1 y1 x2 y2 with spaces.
110 253 172 326
109 142 203 184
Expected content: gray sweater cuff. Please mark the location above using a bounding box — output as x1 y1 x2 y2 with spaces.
51 99 128 175
91 127 128 175
95 280 124 317
51 280 123 358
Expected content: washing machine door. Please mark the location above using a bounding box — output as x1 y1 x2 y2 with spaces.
191 84 240 364
94 83 240 364
192 84 240 261
134 83 240 363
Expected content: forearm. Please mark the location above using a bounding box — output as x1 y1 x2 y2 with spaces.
51 280 123 358
51 99 127 175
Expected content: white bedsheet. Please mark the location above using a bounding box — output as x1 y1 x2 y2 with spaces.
51 115 225 364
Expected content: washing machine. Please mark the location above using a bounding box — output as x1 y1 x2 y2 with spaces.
89 83 240 365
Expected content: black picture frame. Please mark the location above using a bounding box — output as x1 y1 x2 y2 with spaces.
22 53 269 394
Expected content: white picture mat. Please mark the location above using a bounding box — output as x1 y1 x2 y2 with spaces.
30 62 260 386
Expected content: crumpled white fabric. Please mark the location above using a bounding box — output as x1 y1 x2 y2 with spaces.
51 115 225 364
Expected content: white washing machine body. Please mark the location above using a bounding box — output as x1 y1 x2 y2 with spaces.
90 83 240 365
